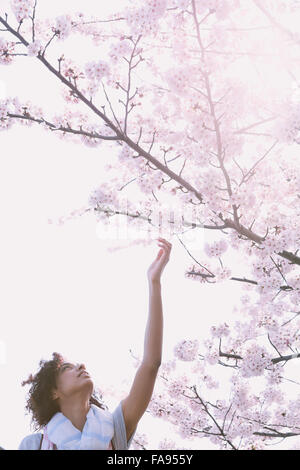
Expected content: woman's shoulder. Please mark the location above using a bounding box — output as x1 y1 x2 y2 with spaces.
111 400 137 450
18 432 42 450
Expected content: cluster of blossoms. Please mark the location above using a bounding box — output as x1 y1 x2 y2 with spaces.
27 40 42 57
202 374 219 389
203 339 219 365
214 399 228 415
232 419 256 439
50 106 83 126
281 163 300 194
83 60 110 95
177 412 195 440
167 401 191 428
261 386 284 405
239 344 273 378
272 101 300 144
171 0 190 10
137 169 164 195
227 229 242 250
260 232 294 257
184 263 212 283
288 396 300 429
243 438 267 450
173 339 199 361
230 378 253 410
50 109 114 146
63 11 100 46
204 239 228 257
117 144 144 174
84 59 110 82
0 37 15 65
54 15 73 41
251 261 272 280
213 266 232 282
61 87 80 104
157 438 177 450
108 39 132 64
258 272 282 292
0 96 42 130
175 187 199 205
0 100 8 120
165 66 193 97
82 80 100 98
210 322 230 338
159 359 177 375
10 0 34 22
232 319 257 343
188 141 207 167
270 398 300 432
170 0 233 19
196 0 232 19
51 110 76 135
87 184 119 209
228 185 256 208
131 432 148 450
80 123 103 148
0 98 14 131
188 398 203 415
98 123 117 138
255 311 279 333
146 0 168 17
227 409 269 448
265 300 287 318
60 57 83 81
288 288 300 306
125 0 167 36
287 272 300 291
268 327 300 353
118 144 135 162
147 394 169 419
167 374 190 399
191 360 205 376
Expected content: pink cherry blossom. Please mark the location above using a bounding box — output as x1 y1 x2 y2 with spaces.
0 37 15 65
108 39 132 64
27 40 42 57
211 322 230 338
204 240 228 258
173 339 199 361
55 14 72 41
239 344 273 378
10 0 34 22
84 60 110 82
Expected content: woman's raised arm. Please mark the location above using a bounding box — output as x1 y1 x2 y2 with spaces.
121 237 172 442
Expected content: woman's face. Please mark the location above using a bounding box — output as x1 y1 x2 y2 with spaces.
53 360 94 400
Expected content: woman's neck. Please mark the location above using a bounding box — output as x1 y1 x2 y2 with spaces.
59 397 91 432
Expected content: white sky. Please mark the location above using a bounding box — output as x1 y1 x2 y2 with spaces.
0 0 298 451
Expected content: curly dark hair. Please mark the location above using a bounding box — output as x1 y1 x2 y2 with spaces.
21 352 108 431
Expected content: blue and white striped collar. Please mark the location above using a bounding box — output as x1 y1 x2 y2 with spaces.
44 404 114 450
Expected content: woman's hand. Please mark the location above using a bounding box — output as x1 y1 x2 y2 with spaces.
147 237 172 284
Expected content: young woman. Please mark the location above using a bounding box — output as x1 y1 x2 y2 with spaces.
18 237 172 450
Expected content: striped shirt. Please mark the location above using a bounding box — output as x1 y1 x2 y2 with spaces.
18 401 137 450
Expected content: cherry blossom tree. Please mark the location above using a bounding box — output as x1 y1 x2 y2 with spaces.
2 0 300 450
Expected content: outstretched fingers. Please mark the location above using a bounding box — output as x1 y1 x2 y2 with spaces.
156 237 172 256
